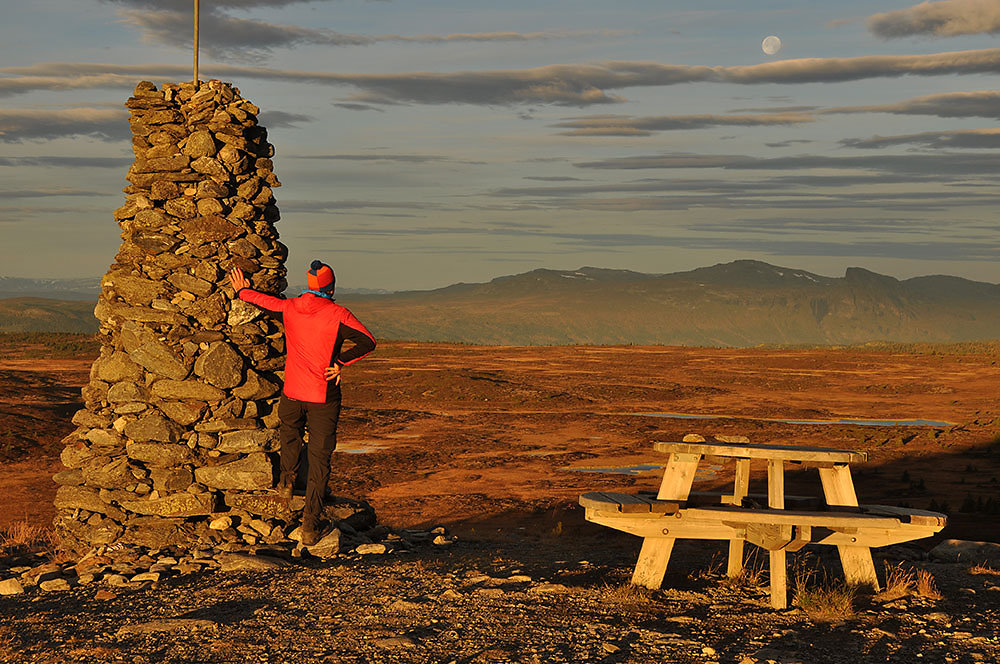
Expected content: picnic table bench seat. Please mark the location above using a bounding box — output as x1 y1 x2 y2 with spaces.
580 491 944 547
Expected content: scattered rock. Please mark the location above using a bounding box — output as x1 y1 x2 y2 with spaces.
374 636 416 649
930 539 1000 566
306 529 341 558
39 578 71 592
117 619 219 636
218 553 288 571
0 578 25 595
356 543 388 555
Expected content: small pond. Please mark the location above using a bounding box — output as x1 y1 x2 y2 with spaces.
564 463 719 479
626 412 953 427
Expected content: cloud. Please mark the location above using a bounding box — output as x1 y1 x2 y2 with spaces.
867 0 1000 38
0 189 108 199
103 1 334 8
490 173 957 198
0 108 129 142
289 153 485 165
726 105 819 113
104 1 630 59
281 199 443 213
552 112 814 136
485 169 1000 214
765 139 815 148
7 48 1000 106
840 128 1000 149
826 90 1000 119
333 103 385 112
299 222 1000 262
522 176 588 182
574 151 1000 176
0 156 131 168
551 190 1000 213
257 110 313 128
694 216 945 236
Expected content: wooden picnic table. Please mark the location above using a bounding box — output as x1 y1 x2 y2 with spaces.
580 441 947 609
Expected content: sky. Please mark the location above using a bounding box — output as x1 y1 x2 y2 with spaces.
2 0 1000 291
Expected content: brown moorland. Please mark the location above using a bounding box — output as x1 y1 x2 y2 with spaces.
1 334 999 663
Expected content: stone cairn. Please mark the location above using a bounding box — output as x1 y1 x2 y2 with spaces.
51 80 376 560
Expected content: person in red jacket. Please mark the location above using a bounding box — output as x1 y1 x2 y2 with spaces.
229 260 376 545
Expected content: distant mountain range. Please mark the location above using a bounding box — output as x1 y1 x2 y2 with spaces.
3 261 1000 345
339 260 1000 346
0 277 101 301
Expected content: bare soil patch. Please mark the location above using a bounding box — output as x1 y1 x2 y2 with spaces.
1 339 998 662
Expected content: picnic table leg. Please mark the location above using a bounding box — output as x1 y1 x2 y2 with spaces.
819 465 881 590
631 453 700 589
727 458 751 578
632 539 675 589
767 459 788 609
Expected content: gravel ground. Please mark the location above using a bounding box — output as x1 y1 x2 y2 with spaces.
2 531 998 664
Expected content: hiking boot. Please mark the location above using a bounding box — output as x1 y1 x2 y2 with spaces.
301 526 320 546
274 481 293 503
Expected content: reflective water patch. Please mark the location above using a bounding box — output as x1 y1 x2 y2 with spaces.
625 412 952 427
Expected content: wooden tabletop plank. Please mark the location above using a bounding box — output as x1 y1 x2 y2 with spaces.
579 492 680 514
653 441 866 463
860 504 948 527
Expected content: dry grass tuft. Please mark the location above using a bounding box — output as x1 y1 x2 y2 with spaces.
66 646 120 659
600 582 654 608
0 625 19 660
0 520 54 555
722 551 767 591
879 562 916 601
969 564 1000 576
688 552 726 582
916 569 943 599
793 563 858 622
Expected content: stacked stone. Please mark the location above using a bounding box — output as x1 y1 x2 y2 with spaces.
51 79 351 554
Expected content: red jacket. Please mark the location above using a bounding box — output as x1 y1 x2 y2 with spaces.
238 290 376 403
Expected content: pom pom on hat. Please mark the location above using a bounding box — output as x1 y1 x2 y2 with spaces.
307 260 335 293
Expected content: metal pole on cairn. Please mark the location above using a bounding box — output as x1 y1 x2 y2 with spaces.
193 0 200 86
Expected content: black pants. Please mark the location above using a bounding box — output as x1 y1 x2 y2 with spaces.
277 391 341 528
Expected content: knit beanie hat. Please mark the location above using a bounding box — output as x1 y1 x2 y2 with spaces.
307 260 335 293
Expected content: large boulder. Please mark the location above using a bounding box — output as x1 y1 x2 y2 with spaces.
149 467 194 493
54 486 126 521
81 456 132 489
930 539 1000 567
159 401 207 425
124 413 181 443
195 453 272 490
150 380 226 402
194 341 244 388
126 441 192 467
216 429 277 454
93 351 145 382
119 492 216 517
121 321 190 380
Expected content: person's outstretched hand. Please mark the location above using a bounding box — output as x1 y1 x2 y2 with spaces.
229 267 250 292
325 364 342 386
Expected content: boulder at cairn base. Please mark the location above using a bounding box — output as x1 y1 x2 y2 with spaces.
54 79 292 554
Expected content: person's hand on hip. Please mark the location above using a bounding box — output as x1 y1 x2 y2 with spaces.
325 364 342 386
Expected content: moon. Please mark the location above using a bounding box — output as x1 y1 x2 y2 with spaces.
762 35 782 56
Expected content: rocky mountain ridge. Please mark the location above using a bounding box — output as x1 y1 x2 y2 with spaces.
4 260 999 345
340 260 1000 346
